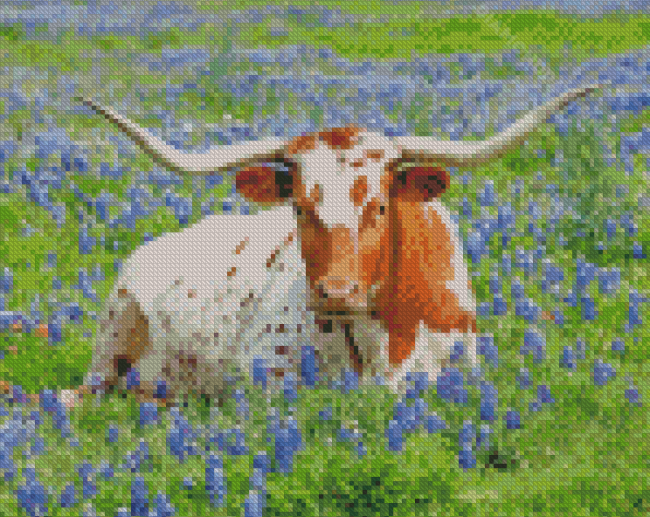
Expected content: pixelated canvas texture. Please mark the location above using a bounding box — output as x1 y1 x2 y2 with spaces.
0 1 646 516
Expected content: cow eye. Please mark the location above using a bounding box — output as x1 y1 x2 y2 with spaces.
275 169 294 199
379 205 385 215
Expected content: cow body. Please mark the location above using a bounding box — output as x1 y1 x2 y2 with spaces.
80 207 311 406
80 196 476 405
64 84 600 407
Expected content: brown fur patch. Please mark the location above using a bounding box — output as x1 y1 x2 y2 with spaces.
375 201 475 365
350 176 368 207
234 237 249 255
236 166 286 204
318 127 361 151
287 134 317 157
365 149 384 162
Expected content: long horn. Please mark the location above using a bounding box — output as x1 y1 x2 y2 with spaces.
396 84 603 168
75 97 287 174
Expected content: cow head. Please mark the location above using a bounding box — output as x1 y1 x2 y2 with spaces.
239 127 455 318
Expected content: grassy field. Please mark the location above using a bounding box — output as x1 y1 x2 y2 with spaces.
0 1 648 516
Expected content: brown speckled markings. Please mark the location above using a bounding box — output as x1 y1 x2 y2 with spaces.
65 84 601 406
90 289 151 396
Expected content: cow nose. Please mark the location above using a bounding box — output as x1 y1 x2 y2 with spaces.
275 346 289 356
316 279 360 300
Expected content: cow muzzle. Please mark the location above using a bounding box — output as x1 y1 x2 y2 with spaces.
314 277 368 311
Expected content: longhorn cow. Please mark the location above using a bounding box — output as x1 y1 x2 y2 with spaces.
61 84 600 408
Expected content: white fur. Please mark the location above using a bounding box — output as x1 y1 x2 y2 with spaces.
85 207 314 400
385 324 478 392
311 316 477 393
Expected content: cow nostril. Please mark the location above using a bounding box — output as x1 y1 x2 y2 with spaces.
317 280 362 300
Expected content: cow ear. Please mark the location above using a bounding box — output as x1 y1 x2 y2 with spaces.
236 165 294 203
391 166 448 202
